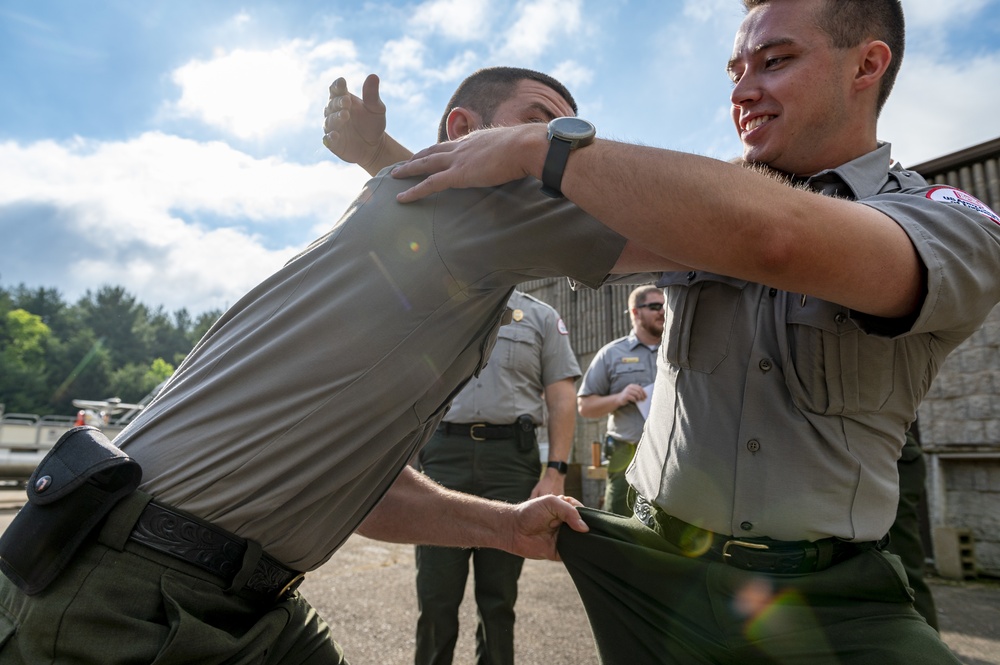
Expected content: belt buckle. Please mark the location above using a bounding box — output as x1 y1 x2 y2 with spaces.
469 424 487 441
722 539 770 560
277 572 306 600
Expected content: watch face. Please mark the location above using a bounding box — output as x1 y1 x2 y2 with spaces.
549 117 596 141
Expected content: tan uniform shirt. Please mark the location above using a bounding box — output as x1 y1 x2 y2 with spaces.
628 143 1000 543
116 172 625 570
578 332 658 443
446 290 579 426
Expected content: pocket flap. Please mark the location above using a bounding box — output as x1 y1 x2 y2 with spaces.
27 426 141 505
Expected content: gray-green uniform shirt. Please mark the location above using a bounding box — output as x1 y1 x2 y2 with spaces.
578 331 658 443
115 172 625 571
445 290 579 426
628 143 1000 544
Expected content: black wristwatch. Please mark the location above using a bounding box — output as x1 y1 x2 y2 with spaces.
547 460 569 475
540 117 596 198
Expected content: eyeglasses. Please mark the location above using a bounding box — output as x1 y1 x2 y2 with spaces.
635 302 664 311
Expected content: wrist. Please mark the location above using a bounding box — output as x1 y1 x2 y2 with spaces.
546 460 569 475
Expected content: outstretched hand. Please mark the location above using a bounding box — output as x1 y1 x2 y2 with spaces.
323 74 388 171
505 494 588 561
391 123 547 203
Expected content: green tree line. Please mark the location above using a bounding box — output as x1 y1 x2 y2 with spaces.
0 283 222 416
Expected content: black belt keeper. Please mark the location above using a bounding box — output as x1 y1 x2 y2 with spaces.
633 494 887 574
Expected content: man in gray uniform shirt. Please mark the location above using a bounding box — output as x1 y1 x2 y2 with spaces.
325 68 582 665
390 0 1000 662
0 68 659 664
578 284 663 516
416 290 579 665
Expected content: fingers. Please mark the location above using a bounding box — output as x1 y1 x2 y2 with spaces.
360 73 385 114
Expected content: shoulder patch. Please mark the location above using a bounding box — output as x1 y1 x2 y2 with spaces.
926 186 1000 225
557 318 569 335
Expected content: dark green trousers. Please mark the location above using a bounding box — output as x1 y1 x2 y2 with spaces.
888 434 939 629
415 431 541 665
0 494 345 664
557 508 960 665
603 438 636 517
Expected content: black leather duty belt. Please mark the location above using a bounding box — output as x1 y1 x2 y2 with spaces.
129 501 305 603
440 422 516 440
633 495 887 574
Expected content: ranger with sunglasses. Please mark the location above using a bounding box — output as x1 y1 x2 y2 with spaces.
577 285 664 515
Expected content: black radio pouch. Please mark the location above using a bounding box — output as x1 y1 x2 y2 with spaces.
515 414 537 452
0 426 142 595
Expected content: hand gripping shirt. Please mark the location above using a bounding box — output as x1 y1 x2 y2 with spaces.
115 172 625 571
578 332 658 443
445 290 580 426
626 143 1000 543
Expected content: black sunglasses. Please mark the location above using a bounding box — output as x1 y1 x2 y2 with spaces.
635 302 664 311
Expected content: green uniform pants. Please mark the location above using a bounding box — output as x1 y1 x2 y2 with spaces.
557 508 960 665
603 437 636 517
0 494 345 664
415 430 541 665
888 433 939 629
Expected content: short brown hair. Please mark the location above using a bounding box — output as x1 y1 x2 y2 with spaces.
629 285 662 311
436 67 578 143
742 0 904 115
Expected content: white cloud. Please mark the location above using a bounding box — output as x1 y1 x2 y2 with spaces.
498 0 584 61
0 134 369 313
411 0 493 41
550 60 593 92
880 52 1000 166
170 38 363 139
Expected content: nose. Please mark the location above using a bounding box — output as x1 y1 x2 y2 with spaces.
730 71 761 109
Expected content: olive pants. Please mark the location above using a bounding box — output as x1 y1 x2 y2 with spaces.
415 430 541 665
557 508 960 665
888 433 938 629
0 496 344 664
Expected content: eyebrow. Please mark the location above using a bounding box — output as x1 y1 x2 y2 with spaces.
528 102 561 121
726 37 797 74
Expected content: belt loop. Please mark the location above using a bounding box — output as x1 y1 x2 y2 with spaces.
814 539 835 571
98 490 153 551
227 538 263 594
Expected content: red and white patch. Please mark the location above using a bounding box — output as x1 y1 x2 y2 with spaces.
557 318 569 335
927 186 1000 225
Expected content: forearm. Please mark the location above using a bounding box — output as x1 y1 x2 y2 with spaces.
556 139 922 317
544 379 577 464
578 393 619 419
362 134 412 176
357 466 512 548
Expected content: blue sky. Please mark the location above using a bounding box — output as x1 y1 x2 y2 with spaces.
2 0 999 315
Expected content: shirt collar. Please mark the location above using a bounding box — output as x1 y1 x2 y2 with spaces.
626 330 657 351
795 142 893 201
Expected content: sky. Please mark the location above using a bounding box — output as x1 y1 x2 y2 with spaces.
2 0 999 316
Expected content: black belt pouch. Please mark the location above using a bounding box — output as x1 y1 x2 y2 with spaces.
0 426 141 595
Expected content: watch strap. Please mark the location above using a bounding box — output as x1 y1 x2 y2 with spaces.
540 137 572 198
547 460 569 475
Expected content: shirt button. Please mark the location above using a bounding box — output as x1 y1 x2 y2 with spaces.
686 271 696 281
740 521 753 531
746 439 760 453
834 312 848 324
768 288 777 297
759 359 772 372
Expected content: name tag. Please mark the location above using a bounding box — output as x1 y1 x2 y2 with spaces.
621 357 640 364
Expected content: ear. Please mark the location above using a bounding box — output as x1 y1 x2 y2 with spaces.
853 40 892 94
446 107 483 140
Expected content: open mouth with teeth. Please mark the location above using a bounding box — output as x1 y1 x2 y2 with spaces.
744 115 776 132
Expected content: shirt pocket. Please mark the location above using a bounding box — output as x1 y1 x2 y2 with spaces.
658 272 746 374
781 297 896 415
495 319 540 377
